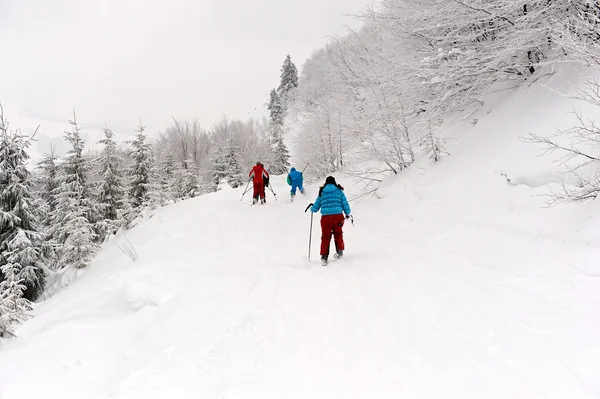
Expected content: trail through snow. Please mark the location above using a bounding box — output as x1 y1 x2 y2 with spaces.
1 66 600 399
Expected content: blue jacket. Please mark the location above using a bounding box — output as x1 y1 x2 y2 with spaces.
311 184 351 216
288 168 303 186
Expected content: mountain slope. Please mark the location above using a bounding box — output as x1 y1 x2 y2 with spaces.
1 65 599 399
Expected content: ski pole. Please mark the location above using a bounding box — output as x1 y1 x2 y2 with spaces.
305 203 314 261
301 162 309 174
240 179 251 201
267 183 277 201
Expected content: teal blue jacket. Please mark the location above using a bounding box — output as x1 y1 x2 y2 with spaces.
311 184 351 216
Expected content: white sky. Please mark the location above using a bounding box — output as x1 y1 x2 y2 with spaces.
0 0 367 162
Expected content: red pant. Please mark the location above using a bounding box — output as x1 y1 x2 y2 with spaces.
253 182 265 199
320 214 345 256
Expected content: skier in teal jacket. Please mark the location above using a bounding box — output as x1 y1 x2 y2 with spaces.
311 176 351 265
287 167 304 200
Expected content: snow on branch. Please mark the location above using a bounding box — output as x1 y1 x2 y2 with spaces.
524 84 600 203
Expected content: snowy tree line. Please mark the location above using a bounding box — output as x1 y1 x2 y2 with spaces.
286 0 600 179
3 0 598 336
0 54 300 337
0 111 282 338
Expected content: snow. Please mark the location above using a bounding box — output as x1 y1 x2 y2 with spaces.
1 65 600 398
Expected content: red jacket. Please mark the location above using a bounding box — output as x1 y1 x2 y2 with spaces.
249 164 269 184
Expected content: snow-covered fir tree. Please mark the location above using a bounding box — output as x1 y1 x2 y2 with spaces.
56 202 99 269
211 147 228 189
225 146 243 188
170 167 186 200
181 159 200 198
143 154 162 208
267 89 290 174
277 54 299 112
49 111 98 270
62 112 90 197
0 255 32 338
271 134 291 175
212 144 243 189
96 127 125 238
159 146 177 200
35 146 59 214
0 109 45 336
35 147 60 262
127 121 153 208
268 89 284 130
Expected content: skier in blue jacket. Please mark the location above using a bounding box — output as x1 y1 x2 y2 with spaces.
287 167 305 201
310 176 351 265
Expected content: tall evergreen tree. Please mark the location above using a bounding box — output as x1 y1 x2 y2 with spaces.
95 127 125 239
271 135 291 175
127 121 153 208
35 145 59 214
267 89 290 174
268 89 284 127
62 111 90 196
277 54 299 111
49 111 98 270
0 107 45 337
35 146 60 264
97 127 124 220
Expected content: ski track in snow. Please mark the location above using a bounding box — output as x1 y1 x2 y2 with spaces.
1 67 600 399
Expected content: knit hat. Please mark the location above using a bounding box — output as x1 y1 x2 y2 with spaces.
325 176 337 185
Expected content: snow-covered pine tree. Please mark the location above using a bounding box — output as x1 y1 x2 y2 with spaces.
159 146 177 201
212 142 243 189
211 146 228 190
34 146 60 265
49 111 98 270
96 127 125 239
62 111 90 196
0 107 46 337
0 255 32 338
181 159 199 198
171 166 187 200
267 89 290 174
271 134 291 175
277 54 299 113
127 121 153 208
268 89 284 128
142 153 162 208
225 146 243 188
35 145 59 214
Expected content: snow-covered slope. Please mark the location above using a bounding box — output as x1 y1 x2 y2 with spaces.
1 66 599 399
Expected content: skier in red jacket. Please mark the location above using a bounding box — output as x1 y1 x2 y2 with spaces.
248 162 270 205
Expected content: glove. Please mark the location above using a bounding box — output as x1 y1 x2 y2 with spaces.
345 214 351 219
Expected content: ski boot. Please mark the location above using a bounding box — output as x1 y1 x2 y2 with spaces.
334 250 343 259
260 198 266 205
291 192 295 202
252 198 258 205
321 254 328 266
